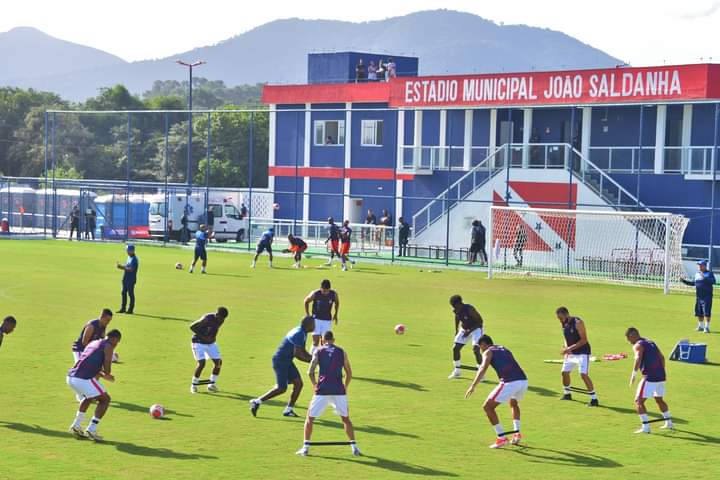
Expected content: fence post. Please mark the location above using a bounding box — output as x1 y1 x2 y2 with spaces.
43 111 49 237
163 112 169 244
248 111 254 251
125 112 131 242
709 103 719 266
51 112 57 238
205 112 211 221
663 215 671 295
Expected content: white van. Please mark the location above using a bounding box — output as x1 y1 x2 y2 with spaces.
148 193 247 242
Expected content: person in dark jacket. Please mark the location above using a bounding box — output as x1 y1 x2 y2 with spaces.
468 220 488 265
69 205 81 241
397 217 410 257
681 259 716 333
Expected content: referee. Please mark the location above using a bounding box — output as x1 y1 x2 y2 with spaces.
681 259 715 333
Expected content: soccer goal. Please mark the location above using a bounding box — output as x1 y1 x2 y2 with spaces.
487 206 689 293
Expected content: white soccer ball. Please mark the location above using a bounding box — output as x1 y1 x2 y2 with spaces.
175 262 183 270
112 352 119 363
149 404 165 419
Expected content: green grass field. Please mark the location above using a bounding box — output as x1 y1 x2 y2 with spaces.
0 240 717 479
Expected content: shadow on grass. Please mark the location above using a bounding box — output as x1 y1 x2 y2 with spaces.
661 429 720 445
204 272 248 279
312 454 457 477
315 419 420 439
353 376 428 392
527 385 558 398
212 391 289 409
131 313 193 323
0 422 217 460
508 445 621 468
596 404 688 424
349 269 391 275
111 401 193 418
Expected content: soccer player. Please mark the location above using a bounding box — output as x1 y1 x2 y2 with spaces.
325 217 341 265
304 279 339 354
72 309 113 362
0 316 17 350
681 259 715 333
626 327 673 433
189 307 229 393
66 329 122 441
513 223 527 267
556 307 599 406
189 224 209 274
249 316 315 418
339 220 355 271
448 295 484 379
284 234 308 269
296 331 360 457
465 335 527 448
116 244 138 314
252 226 274 268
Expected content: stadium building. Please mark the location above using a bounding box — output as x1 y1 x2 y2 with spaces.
262 52 720 260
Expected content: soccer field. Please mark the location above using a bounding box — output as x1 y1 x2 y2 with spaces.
0 240 717 480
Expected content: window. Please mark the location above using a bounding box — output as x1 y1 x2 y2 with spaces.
224 204 240 219
361 120 384 146
149 202 166 217
210 205 223 218
314 120 345 146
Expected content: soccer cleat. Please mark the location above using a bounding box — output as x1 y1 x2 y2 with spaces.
296 447 309 456
207 383 218 392
634 428 650 434
190 384 198 394
352 447 362 456
559 393 572 401
189 268 194 273
697 325 703 332
341 265 347 271
251 262 256 268
126 310 134 315
588 398 599 407
84 430 104 442
283 409 299 417
201 270 207 275
660 422 674 430
489 437 510 448
116 309 126 314
511 433 522 445
704 328 710 334
250 400 260 417
448 370 461 379
69 425 85 439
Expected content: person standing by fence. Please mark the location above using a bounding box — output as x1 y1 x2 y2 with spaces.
398 217 410 257
468 220 488 265
69 205 81 241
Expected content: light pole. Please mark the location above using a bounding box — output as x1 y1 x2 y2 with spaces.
176 60 206 187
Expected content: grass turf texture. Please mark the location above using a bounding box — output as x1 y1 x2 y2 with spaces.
0 240 717 480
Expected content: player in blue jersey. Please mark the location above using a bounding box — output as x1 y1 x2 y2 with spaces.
0 316 17 350
448 295 484 379
252 227 274 268
66 329 122 441
681 259 715 333
626 327 673 433
296 331 360 457
116 244 139 314
325 217 341 266
304 279 340 355
189 224 210 274
71 309 113 363
465 335 528 448
556 307 599 406
250 316 315 417
190 307 229 393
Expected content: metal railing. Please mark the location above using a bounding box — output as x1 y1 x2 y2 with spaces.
400 145 489 171
588 145 718 175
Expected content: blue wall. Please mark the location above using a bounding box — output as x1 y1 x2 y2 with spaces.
275 105 304 167
350 180 396 222
309 179 343 221
590 106 656 147
691 104 716 145
422 110 440 145
351 103 397 169
310 104 345 167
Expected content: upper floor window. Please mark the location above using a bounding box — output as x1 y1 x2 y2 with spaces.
361 120 384 146
314 120 345 146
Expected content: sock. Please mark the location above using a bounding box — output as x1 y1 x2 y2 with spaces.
189 266 194 272
254 399 262 405
453 360 461 369
705 321 710 329
590 391 598 400
201 266 206 273
73 411 86 427
639 413 649 429
493 423 504 437
210 374 218 383
87 416 100 432
284 404 293 412
662 411 672 423
192 376 199 385
563 385 571 394
513 420 521 432
350 440 358 451
476 363 482 370
698 321 703 328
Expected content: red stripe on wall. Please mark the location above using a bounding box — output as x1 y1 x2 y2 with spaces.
269 166 414 181
263 82 390 105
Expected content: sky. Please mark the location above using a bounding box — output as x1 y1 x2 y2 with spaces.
2 0 719 65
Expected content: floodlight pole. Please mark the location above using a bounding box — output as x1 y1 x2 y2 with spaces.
176 60 206 189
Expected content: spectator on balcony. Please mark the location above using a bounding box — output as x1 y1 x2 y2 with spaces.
377 60 386 80
467 220 488 265
386 58 397 81
326 135 334 145
368 61 378 81
513 223 528 267
380 209 393 227
398 217 410 257
379 209 393 245
355 59 367 83
365 209 377 225
530 128 541 166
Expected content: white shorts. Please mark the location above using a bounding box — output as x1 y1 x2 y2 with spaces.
487 380 528 404
191 342 221 361
454 328 483 346
636 379 666 400
313 319 332 336
307 394 349 418
561 354 590 375
67 376 106 400
73 351 81 363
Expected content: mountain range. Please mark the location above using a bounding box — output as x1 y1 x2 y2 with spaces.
0 10 621 101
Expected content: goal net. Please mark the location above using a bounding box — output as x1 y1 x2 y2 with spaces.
488 206 689 293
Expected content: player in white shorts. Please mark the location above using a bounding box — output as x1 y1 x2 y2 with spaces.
189 307 229 393
448 295 484 379
304 279 340 355
556 307 599 406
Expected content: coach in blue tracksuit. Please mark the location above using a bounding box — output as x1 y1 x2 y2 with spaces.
116 244 139 314
681 259 715 333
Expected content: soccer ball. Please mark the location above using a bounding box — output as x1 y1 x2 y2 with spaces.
273 202 280 210
149 404 165 419
394 324 406 335
112 352 119 363
175 262 183 270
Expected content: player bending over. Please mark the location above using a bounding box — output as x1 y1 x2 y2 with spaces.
448 295 484 379
325 217 341 266
465 335 527 448
339 220 355 271
304 279 339 355
556 307 599 406
189 224 210 274
626 327 673 433
190 307 229 393
296 331 361 457
0 316 17 350
66 329 122 441
252 227 274 268
72 309 113 363
284 234 308 269
250 316 315 417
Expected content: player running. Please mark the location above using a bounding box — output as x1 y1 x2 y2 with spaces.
325 217 341 266
72 309 113 362
681 259 715 333
189 224 209 274
250 316 315 418
66 329 122 441
448 295 484 379
284 234 308 269
465 335 527 448
0 316 17 350
556 307 599 406
252 226 274 268
296 331 361 457
190 307 229 393
626 327 673 433
304 279 339 355
339 220 355 271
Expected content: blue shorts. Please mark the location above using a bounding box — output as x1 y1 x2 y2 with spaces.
256 242 272 254
695 297 712 317
272 360 300 390
194 247 207 261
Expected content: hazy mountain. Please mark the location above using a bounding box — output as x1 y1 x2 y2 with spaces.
1 10 621 101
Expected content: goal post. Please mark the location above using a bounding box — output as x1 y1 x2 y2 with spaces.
487 206 689 293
